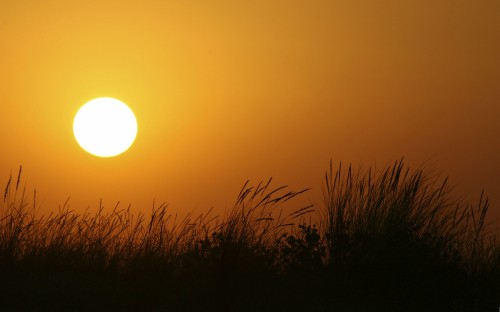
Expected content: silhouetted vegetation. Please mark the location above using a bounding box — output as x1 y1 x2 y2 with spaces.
0 161 499 311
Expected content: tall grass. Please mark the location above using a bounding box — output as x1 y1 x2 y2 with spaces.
321 159 500 310
0 162 498 311
1 173 309 268
322 159 497 263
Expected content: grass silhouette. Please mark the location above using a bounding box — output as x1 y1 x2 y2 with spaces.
0 161 498 311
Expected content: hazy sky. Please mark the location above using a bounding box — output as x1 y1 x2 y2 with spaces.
1 0 499 222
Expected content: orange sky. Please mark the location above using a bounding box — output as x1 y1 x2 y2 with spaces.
1 1 499 222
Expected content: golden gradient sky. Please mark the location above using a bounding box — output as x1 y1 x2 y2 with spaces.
1 1 499 221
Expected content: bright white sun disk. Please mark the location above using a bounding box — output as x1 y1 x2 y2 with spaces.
73 97 137 157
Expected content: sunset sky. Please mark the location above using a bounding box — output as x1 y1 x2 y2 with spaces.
1 1 499 222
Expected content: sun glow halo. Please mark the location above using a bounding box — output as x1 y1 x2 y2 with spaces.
73 98 137 157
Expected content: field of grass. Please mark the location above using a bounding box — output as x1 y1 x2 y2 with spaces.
1 161 499 311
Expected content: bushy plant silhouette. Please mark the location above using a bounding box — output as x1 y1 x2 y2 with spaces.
0 162 498 311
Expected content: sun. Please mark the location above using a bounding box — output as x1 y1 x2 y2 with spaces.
73 97 138 157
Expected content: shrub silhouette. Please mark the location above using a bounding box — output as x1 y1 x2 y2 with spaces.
281 224 325 271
